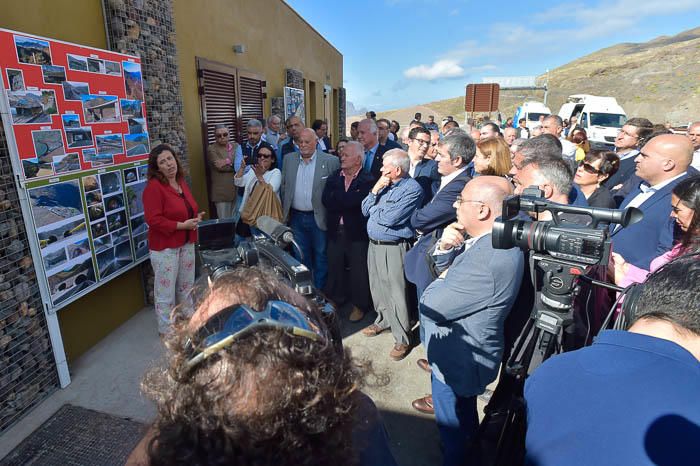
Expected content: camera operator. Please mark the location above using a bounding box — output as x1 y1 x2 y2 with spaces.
126 266 396 466
524 257 700 466
415 176 524 466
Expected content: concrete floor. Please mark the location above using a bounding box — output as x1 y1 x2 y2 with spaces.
0 306 492 465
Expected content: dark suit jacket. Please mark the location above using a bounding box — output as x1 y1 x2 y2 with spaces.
320 136 332 153
604 153 637 190
322 169 374 241
369 143 394 180
612 172 692 269
585 185 616 209
412 159 441 206
381 138 402 150
404 171 471 295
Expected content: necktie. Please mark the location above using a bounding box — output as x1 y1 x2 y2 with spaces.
365 151 372 171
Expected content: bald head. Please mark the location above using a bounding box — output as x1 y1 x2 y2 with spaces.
456 175 513 236
635 134 693 185
298 128 318 158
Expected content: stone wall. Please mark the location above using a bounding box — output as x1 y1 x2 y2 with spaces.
0 124 59 434
285 68 304 90
271 97 284 121
338 87 347 138
103 0 189 305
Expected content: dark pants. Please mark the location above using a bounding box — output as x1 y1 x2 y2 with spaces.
432 375 479 466
290 210 327 290
325 226 371 312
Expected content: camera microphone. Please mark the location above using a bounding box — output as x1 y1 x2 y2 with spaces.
256 216 295 244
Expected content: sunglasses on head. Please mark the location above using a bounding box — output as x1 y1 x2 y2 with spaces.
184 300 326 371
579 161 601 175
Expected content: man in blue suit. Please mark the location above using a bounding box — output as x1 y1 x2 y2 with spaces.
612 134 694 270
415 176 524 466
407 126 441 205
358 118 396 180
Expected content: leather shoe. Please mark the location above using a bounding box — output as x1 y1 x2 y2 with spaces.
416 358 431 373
412 395 434 414
348 306 365 322
389 343 410 360
361 324 387 337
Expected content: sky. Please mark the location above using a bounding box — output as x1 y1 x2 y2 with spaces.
286 0 700 112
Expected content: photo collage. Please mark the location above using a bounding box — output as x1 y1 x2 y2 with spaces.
0 30 151 182
123 164 149 260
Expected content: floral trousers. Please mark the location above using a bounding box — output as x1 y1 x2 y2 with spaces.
149 243 195 334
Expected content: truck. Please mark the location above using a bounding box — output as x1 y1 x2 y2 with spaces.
512 101 551 130
558 94 627 150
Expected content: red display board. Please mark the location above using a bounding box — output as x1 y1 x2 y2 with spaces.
0 28 149 180
0 28 151 310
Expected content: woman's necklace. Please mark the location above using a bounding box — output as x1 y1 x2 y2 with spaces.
170 180 182 194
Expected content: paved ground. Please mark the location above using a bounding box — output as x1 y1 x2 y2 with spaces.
0 306 493 465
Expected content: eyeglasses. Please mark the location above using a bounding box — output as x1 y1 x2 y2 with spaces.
184 300 326 371
578 161 601 175
216 133 229 138
454 197 484 207
411 138 431 147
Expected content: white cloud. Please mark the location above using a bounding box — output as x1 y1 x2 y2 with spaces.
404 59 465 80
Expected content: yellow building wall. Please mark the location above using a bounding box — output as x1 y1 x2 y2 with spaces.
173 0 343 210
1 0 145 362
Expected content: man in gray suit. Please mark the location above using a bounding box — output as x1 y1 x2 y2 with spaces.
281 128 340 289
414 176 524 466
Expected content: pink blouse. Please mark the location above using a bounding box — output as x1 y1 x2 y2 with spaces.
618 243 685 288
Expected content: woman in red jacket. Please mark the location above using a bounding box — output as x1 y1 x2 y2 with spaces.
143 144 204 334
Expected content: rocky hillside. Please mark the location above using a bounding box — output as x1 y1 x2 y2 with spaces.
367 26 700 127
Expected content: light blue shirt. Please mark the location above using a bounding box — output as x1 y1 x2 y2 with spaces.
291 152 317 212
361 176 424 241
363 143 379 172
233 140 262 172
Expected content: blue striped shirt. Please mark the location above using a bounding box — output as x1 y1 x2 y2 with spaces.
361 176 424 241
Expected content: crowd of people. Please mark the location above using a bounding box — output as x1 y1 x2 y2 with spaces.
136 109 700 465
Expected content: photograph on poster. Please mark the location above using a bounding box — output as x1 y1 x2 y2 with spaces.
124 133 149 156
6 68 24 91
85 190 102 207
14 35 52 65
61 113 81 128
37 218 86 249
104 60 121 76
82 174 98 192
48 255 96 305
112 227 130 245
137 165 148 180
42 64 66 84
62 81 89 101
29 180 83 229
67 54 88 71
91 219 108 238
127 117 146 134
96 248 114 278
120 99 142 119
32 129 65 162
130 214 146 235
65 127 93 148
82 94 120 123
66 237 90 259
125 181 146 216
53 153 81 174
91 154 114 168
133 231 149 260
43 247 68 271
94 235 112 254
8 89 58 124
22 157 54 179
95 133 124 156
123 168 138 184
88 204 105 222
122 61 144 100
284 87 306 124
100 171 121 195
87 58 105 74
107 210 127 232
104 193 125 212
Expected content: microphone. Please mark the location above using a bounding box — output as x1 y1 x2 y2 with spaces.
256 216 294 244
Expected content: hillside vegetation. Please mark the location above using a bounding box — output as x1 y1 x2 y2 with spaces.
366 27 700 127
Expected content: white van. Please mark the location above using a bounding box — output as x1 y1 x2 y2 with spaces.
558 95 627 149
512 101 551 130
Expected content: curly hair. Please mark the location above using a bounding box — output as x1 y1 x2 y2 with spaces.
147 143 186 184
143 267 365 466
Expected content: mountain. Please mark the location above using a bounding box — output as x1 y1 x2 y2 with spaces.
363 26 700 127
346 100 367 117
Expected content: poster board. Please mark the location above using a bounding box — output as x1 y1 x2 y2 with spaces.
283 86 305 125
0 28 150 311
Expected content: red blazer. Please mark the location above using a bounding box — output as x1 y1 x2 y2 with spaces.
143 177 199 251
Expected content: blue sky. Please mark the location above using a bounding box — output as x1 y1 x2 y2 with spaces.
286 0 700 112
